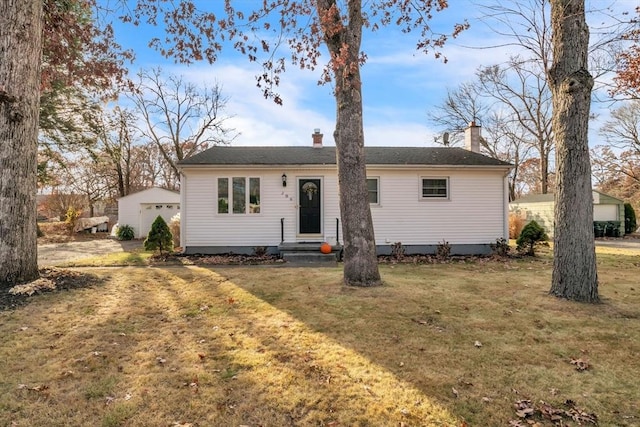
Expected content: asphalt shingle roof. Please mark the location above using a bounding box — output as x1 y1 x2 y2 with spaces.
179 146 513 167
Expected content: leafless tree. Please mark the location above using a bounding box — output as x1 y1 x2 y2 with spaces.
476 58 554 194
128 67 236 181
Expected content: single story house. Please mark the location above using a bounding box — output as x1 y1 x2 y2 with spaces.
117 187 180 238
510 190 625 237
177 123 513 256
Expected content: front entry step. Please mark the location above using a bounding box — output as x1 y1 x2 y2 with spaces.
278 242 342 266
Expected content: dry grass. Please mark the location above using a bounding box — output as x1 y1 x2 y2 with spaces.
1 249 639 426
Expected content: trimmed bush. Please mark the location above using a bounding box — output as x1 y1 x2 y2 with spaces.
516 220 547 256
144 216 173 255
625 203 637 234
116 224 134 241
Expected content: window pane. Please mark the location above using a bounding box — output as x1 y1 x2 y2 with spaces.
367 178 378 204
233 177 246 214
249 178 260 213
422 178 447 198
218 178 229 213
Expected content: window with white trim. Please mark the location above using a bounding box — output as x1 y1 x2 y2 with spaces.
217 177 261 214
366 177 380 205
421 177 449 199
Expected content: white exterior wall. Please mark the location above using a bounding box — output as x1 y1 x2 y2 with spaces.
181 166 508 249
368 168 507 245
117 188 180 238
182 168 341 247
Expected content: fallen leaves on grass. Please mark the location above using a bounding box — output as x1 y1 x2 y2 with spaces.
9 278 56 296
512 399 597 425
17 384 49 393
2 268 104 311
570 357 590 371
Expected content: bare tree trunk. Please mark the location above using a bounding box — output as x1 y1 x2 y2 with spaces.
0 0 42 287
548 0 598 302
317 0 381 287
540 147 549 193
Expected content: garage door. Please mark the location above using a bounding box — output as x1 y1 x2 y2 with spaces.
140 203 179 238
593 204 618 222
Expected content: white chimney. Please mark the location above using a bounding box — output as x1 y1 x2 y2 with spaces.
312 128 323 148
464 121 481 153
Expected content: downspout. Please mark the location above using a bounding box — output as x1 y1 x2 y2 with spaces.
180 172 187 251
503 169 510 240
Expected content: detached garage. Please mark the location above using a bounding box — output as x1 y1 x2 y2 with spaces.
510 190 625 237
117 187 180 238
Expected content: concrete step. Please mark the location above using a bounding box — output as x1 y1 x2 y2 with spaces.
278 242 342 252
280 251 338 266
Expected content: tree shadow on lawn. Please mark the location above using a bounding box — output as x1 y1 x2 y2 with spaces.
215 257 640 426
0 265 460 427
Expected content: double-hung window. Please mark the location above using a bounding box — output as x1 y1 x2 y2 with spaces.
218 177 261 214
421 177 449 199
366 177 380 205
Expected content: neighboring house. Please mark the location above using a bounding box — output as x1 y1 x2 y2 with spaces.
177 123 513 256
117 187 180 238
510 190 625 237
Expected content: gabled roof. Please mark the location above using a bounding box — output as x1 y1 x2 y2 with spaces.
178 146 513 168
117 187 179 201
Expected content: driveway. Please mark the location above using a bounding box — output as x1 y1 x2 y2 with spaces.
595 237 640 250
38 239 142 267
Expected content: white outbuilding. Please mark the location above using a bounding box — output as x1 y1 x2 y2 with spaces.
117 187 180 238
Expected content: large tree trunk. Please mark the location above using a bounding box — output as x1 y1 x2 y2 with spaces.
317 0 381 287
0 0 42 288
548 0 598 302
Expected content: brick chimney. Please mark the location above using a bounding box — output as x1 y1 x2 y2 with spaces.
464 121 481 153
312 128 323 148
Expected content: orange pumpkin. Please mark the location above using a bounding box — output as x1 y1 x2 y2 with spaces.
320 242 332 254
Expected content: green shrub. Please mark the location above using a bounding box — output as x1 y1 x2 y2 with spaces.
516 220 548 256
116 224 134 241
144 216 173 255
625 203 637 234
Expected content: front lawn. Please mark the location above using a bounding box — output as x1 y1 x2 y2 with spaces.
0 248 638 426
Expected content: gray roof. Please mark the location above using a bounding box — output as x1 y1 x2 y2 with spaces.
179 146 512 167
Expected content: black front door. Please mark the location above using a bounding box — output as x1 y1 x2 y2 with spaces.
299 179 321 234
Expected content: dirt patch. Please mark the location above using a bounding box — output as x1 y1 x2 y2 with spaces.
38 239 143 267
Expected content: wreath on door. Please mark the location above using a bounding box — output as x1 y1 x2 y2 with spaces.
302 182 318 200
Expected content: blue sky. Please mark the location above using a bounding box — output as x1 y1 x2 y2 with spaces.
109 1 637 148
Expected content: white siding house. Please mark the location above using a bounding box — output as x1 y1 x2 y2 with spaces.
178 125 513 255
117 187 180 238
510 190 625 237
